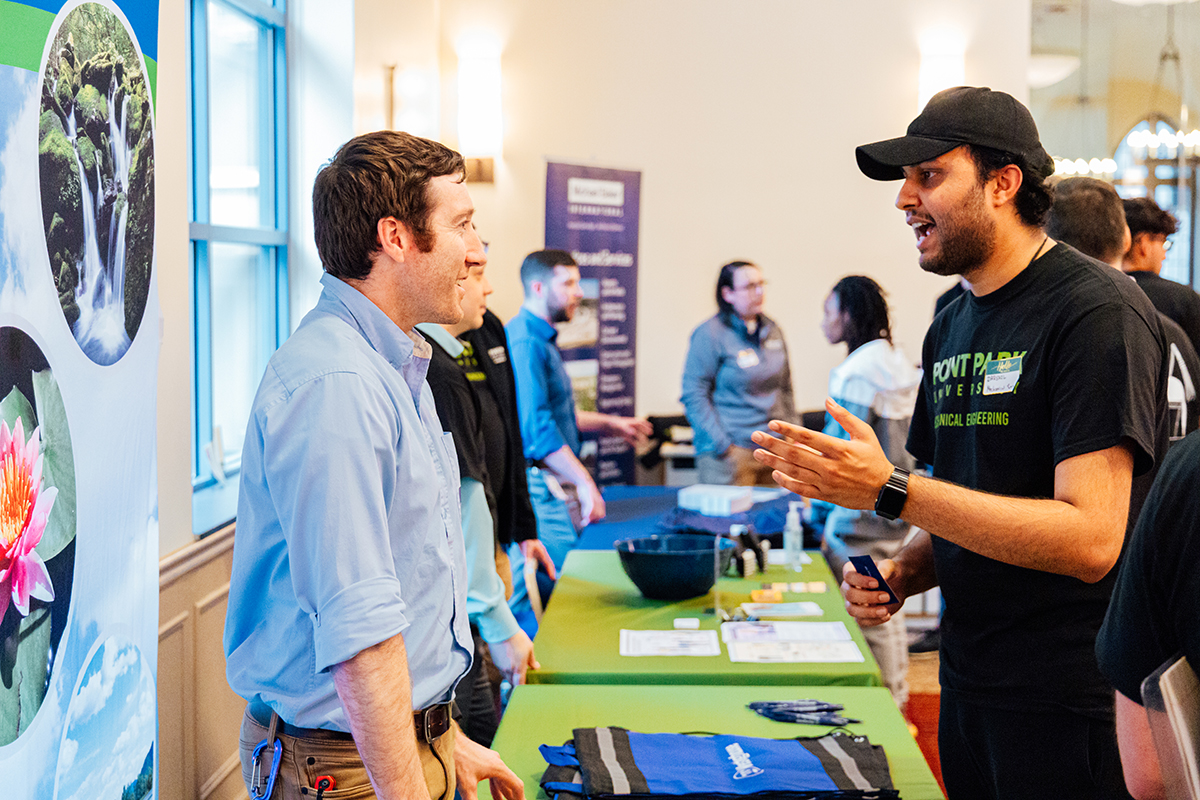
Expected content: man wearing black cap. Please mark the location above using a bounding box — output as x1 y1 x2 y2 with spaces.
753 87 1167 798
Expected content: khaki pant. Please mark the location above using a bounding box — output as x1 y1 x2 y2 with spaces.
697 445 776 486
239 705 456 799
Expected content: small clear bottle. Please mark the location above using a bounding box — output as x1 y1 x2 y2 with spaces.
783 501 804 572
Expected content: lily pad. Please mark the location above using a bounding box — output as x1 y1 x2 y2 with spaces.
32 370 76 560
0 386 36 438
0 605 51 744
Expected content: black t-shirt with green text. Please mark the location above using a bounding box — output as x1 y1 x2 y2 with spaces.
908 243 1167 717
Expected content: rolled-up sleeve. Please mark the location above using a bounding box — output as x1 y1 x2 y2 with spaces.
509 338 568 461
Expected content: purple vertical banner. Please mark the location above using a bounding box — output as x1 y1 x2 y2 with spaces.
545 162 640 485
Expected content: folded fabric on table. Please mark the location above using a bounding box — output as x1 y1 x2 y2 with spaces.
658 495 793 538
539 727 898 800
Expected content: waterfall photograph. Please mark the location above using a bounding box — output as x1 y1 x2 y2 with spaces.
38 2 154 367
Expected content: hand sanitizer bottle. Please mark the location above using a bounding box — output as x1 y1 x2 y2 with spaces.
784 501 804 572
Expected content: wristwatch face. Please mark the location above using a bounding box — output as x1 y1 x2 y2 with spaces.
875 468 909 520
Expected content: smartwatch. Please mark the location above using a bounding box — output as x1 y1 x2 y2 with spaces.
874 467 910 521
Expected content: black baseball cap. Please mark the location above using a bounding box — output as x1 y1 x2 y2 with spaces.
856 86 1054 181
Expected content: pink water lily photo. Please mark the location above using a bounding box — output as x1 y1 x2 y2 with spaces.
0 416 58 624
0 327 77 744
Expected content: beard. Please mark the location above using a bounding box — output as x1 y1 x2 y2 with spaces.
919 185 997 277
548 296 574 323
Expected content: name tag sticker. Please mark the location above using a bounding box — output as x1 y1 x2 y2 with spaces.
764 337 783 351
983 355 1022 395
736 349 760 369
488 345 507 364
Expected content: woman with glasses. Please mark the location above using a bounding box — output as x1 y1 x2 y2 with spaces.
681 260 797 485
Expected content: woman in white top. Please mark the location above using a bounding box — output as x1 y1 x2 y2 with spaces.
814 275 922 710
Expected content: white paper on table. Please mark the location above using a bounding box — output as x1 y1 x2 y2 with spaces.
727 640 865 663
766 549 813 565
721 620 852 643
619 629 721 657
740 601 823 617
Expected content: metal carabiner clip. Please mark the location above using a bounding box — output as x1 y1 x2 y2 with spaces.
250 738 282 800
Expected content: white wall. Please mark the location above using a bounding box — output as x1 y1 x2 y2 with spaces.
356 0 1032 417
156 0 192 557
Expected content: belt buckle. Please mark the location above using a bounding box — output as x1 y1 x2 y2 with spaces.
422 704 448 742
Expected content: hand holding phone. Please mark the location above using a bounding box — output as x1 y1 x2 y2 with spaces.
848 555 901 606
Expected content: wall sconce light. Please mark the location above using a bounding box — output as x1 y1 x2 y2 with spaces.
457 50 502 182
918 34 965 111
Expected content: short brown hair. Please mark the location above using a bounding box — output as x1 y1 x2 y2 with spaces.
1046 177 1127 263
312 131 465 280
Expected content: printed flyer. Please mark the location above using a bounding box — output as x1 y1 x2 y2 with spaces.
545 162 640 484
0 1 159 796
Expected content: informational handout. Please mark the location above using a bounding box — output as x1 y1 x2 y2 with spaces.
727 641 866 663
721 621 851 643
720 621 864 663
619 629 721 657
740 602 824 618
767 549 812 565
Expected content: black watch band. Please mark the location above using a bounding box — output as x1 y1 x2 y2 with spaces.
874 467 911 521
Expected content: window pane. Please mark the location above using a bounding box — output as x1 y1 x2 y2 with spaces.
209 242 269 461
207 2 265 226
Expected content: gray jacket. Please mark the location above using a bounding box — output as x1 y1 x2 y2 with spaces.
680 313 796 454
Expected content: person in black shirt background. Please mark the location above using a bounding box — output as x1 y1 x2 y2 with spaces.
1122 196 1200 357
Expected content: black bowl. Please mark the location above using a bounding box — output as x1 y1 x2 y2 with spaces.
613 534 736 600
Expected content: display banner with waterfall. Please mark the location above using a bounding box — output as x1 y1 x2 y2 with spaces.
0 1 159 797
545 163 641 485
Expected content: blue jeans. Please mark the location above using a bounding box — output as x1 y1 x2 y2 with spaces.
507 467 576 637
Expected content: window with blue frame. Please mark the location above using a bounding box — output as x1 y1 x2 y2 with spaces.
189 0 288 535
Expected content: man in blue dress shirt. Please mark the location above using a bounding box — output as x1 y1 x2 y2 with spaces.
224 131 522 800
505 250 650 625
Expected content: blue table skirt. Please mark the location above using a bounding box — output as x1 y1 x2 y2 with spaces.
575 486 680 549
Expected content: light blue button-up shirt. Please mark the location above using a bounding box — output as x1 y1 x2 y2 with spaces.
224 274 473 731
506 307 581 460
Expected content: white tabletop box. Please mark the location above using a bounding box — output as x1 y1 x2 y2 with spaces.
676 484 755 516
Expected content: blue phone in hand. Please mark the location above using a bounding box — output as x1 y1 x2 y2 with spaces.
848 555 901 606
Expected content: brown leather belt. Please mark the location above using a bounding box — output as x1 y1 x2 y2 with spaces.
414 702 453 743
248 700 453 743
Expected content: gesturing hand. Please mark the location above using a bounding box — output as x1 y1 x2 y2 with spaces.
751 398 894 510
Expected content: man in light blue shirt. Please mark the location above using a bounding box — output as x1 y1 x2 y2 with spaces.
505 251 651 630
224 131 522 800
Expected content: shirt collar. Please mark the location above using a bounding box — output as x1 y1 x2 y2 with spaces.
519 307 559 343
415 322 466 357
318 274 432 402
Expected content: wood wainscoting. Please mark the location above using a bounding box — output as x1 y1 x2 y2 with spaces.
158 524 249 800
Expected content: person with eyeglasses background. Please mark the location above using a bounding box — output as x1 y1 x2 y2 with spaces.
681 260 797 485
1123 195 1200 357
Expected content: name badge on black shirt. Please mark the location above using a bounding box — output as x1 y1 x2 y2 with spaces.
488 346 508 365
983 355 1022 395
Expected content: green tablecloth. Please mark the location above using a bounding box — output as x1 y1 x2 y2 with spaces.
483 684 944 800
528 550 883 686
